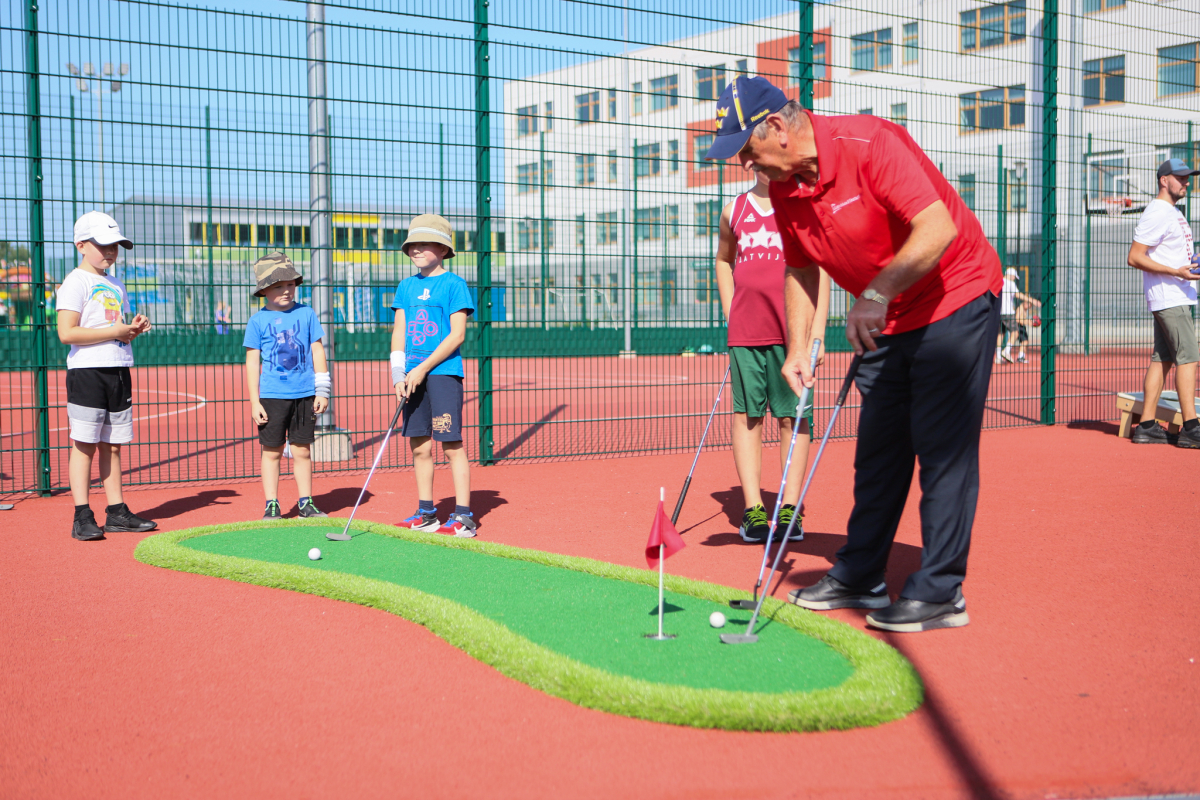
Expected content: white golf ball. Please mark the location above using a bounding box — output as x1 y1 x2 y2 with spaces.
308 547 321 561
709 611 726 628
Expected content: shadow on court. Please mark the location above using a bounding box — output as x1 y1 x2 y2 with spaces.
136 489 240 520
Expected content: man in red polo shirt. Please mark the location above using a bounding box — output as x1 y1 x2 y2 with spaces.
706 76 1002 632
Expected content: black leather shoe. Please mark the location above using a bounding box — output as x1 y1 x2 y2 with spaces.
788 574 890 610
103 503 157 533
866 587 969 632
72 511 106 541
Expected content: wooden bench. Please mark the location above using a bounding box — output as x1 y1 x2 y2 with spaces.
1115 391 1200 438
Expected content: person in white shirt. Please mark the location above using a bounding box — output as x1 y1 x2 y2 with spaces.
1127 158 1200 448
56 212 157 540
995 267 1041 364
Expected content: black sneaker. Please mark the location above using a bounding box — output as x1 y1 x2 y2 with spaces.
262 499 282 521
72 510 105 541
1132 421 1169 444
1175 425 1200 449
778 504 803 542
738 504 770 543
296 498 327 518
103 503 157 533
788 574 890 610
866 587 969 632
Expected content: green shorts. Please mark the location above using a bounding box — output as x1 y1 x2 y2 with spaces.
729 345 814 425
1151 305 1199 366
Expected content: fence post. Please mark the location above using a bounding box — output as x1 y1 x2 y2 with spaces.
70 95 77 223
26 0 51 496
540 131 547 329
475 0 494 465
205 105 215 333
1039 0 1058 425
1084 132 1092 354
632 138 639 328
306 1 336 431
798 0 814 110
439 122 445 216
997 145 1007 268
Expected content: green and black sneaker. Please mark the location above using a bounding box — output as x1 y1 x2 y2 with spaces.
738 504 770 544
296 497 327 518
262 499 282 521
778 504 803 542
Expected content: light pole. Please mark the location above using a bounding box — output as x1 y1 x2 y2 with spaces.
66 61 129 208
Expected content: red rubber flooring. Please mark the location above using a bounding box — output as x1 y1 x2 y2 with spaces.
2 423 1197 799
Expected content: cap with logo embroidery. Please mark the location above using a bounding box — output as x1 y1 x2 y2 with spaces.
73 211 133 249
703 76 790 162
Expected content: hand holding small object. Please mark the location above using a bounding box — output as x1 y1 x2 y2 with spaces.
251 401 269 426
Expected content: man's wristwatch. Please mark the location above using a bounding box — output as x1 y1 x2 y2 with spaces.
861 288 888 305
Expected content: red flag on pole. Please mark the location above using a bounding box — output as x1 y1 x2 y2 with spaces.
645 500 686 568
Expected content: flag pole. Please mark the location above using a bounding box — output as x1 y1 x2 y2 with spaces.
658 487 665 637
644 486 678 640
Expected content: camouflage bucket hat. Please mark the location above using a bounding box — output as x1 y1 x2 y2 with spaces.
252 251 304 297
401 214 456 260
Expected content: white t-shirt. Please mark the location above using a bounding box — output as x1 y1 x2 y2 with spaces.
1133 199 1196 312
1000 277 1018 315
55 268 134 369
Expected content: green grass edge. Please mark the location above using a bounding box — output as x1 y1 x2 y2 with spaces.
133 518 923 732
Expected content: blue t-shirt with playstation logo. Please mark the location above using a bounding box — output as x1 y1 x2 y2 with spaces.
391 271 475 377
243 303 325 399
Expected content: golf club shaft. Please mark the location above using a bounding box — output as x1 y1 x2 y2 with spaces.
671 365 730 525
742 352 861 636
335 402 404 538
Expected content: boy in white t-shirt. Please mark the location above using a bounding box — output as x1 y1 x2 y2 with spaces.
56 212 156 540
1127 159 1200 448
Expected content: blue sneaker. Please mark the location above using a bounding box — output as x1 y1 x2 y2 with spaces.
402 509 441 532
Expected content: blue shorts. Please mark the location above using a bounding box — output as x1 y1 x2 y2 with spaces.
402 375 464 441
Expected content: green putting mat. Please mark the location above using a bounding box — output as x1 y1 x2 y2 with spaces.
135 519 922 731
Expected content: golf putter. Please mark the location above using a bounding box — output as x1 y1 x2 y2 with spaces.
727 340 821 614
722 351 862 645
671 364 730 525
326 402 404 541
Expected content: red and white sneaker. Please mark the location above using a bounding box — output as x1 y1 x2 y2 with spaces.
438 513 477 538
402 510 441 532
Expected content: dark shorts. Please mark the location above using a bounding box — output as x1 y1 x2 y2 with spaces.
1000 314 1018 336
403 375 464 441
66 367 134 444
258 396 317 447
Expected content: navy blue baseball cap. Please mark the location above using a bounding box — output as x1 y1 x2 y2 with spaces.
703 76 790 161
1157 158 1199 179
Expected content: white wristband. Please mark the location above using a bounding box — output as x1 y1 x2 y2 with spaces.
314 371 332 399
390 351 407 386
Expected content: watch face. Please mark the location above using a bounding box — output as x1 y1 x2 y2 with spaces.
862 289 878 300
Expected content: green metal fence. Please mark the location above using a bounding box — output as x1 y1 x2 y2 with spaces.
2 0 1197 495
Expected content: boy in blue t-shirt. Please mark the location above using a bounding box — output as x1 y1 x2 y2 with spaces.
390 214 476 536
243 252 331 521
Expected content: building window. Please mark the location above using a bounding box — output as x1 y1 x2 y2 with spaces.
694 200 720 235
958 174 976 211
814 42 827 80
1008 168 1028 210
576 214 586 246
959 85 1025 132
891 103 908 128
608 89 617 119
668 140 679 173
383 228 406 250
693 133 715 170
635 207 661 241
635 143 661 178
542 159 554 188
1158 43 1199 97
597 211 619 245
190 223 205 244
960 2 1026 52
1083 0 1125 11
516 219 553 251
517 105 538 137
788 45 827 84
696 66 726 101
608 149 618 182
903 22 919 64
852 28 892 72
787 47 802 85
632 82 643 115
665 205 679 238
288 225 309 246
575 154 596 185
735 58 748 75
1083 56 1125 106
576 91 600 123
649 75 679 111
858 108 874 116
693 263 715 303
517 162 539 194
545 101 554 131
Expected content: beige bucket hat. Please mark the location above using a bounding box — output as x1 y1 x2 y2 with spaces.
402 214 456 259
252 251 304 297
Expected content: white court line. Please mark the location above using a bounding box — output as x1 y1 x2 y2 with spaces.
0 389 208 439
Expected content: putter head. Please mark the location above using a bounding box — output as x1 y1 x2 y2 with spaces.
728 599 758 609
720 632 758 644
325 531 353 541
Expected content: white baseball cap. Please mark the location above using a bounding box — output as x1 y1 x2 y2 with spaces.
1004 267 1019 279
73 211 133 249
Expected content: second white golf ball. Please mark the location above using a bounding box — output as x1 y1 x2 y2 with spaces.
709 611 726 628
308 547 321 561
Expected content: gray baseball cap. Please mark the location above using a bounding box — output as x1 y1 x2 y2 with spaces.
1157 158 1199 179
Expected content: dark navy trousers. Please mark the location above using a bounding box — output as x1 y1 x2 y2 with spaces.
828 290 1001 603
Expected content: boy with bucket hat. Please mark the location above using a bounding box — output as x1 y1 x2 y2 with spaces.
389 214 477 536
57 211 156 541
243 252 331 519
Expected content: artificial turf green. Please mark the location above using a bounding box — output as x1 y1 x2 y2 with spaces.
135 519 923 731
184 525 853 693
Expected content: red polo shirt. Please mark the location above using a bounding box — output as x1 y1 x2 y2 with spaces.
769 111 1002 335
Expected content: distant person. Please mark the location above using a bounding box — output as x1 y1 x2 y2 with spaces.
390 214 476 536
715 169 830 543
1012 294 1041 363
215 300 232 335
1127 158 1200 448
996 268 1040 364
56 212 156 541
244 252 331 520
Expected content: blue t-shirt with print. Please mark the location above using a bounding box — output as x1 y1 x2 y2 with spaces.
391 271 475 377
242 303 325 399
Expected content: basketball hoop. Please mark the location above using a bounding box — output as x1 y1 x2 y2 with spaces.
1103 198 1126 218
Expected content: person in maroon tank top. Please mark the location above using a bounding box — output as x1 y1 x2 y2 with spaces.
716 170 830 544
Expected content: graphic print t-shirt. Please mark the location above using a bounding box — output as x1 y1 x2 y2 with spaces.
55 268 134 369
727 193 788 347
391 272 475 377
242 303 324 399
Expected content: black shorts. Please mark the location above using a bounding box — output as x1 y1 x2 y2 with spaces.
402 375 464 442
258 396 317 447
66 367 134 444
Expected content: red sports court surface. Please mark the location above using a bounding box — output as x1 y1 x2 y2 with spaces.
2 423 1197 799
